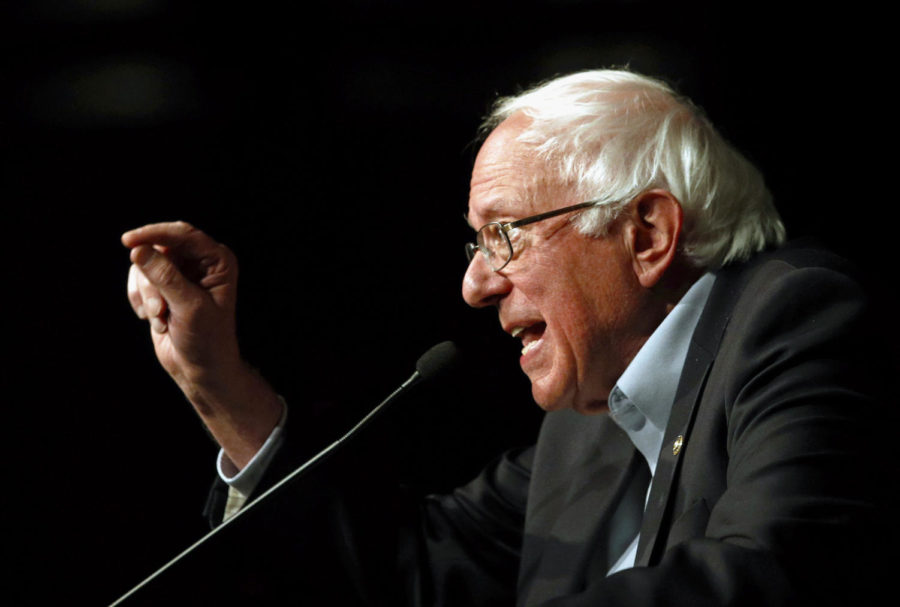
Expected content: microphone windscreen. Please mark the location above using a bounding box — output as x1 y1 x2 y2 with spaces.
415 341 461 382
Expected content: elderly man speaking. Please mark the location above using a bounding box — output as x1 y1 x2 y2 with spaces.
122 70 889 605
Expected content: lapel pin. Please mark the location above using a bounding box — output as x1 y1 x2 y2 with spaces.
673 435 684 456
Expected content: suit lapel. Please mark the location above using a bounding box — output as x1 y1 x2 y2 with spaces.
634 265 747 566
634 352 712 566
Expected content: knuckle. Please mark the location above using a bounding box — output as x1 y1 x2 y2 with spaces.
174 220 204 242
140 285 161 304
152 258 180 286
127 283 142 303
127 267 143 302
136 267 150 289
127 265 138 292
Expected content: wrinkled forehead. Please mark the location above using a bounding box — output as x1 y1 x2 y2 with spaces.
466 114 567 227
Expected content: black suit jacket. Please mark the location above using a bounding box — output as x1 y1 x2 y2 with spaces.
204 243 893 606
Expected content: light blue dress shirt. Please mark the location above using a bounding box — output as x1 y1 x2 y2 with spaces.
606 272 716 574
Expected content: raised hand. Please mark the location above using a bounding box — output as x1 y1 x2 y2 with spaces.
123 221 240 390
123 221 283 469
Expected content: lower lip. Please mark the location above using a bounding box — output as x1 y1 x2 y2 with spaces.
520 336 544 365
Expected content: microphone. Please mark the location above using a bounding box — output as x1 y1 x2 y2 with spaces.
415 340 461 382
110 341 460 606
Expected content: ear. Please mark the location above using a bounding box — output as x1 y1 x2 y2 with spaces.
623 189 683 288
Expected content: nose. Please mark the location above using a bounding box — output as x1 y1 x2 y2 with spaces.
462 253 512 308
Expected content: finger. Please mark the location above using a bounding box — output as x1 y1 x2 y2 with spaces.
130 244 201 308
122 221 193 247
139 265 169 333
149 315 168 334
127 264 146 318
135 267 167 319
122 221 219 261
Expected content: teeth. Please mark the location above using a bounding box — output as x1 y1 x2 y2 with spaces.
522 340 539 355
511 327 524 338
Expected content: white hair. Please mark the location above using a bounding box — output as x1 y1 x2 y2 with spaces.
483 69 786 269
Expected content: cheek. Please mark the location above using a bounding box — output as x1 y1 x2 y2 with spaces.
553 263 637 381
553 271 618 342
540 292 605 385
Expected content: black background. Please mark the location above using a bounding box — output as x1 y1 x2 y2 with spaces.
1 1 894 604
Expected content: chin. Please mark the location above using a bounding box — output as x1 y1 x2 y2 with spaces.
528 390 558 412
530 378 610 415
529 379 574 413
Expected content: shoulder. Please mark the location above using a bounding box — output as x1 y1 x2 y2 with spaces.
715 239 864 303
687 239 892 423
695 241 871 352
697 240 889 423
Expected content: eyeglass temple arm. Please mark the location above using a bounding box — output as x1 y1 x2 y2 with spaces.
506 200 603 229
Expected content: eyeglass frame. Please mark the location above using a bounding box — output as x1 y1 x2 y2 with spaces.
465 199 607 272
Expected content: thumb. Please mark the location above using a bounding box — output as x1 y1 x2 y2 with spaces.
130 245 202 308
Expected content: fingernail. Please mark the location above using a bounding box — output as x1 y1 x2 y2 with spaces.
145 297 162 317
136 305 146 319
150 317 168 334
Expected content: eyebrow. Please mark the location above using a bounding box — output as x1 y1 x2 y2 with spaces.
464 199 520 230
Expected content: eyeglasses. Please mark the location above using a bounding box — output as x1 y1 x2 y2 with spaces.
465 200 604 272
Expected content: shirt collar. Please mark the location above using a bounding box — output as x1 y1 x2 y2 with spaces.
608 273 716 471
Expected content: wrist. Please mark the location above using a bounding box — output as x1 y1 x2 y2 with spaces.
177 357 255 415
178 361 284 463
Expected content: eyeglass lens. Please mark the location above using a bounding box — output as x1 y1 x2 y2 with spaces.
478 223 511 270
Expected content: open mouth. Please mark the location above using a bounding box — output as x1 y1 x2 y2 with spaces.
512 322 547 356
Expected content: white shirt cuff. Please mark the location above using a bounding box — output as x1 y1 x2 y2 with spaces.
216 397 288 498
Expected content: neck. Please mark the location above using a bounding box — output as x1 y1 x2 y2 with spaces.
657 257 704 315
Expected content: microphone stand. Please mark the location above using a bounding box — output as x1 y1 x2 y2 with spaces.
110 341 459 606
